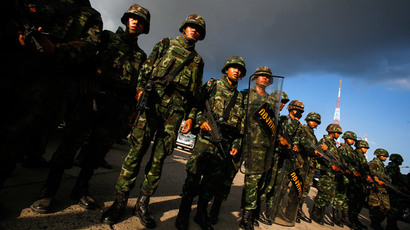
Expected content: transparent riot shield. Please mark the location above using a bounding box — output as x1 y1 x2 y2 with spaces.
240 74 283 174
269 150 311 226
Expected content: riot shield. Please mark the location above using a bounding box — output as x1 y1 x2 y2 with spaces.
240 74 283 174
269 150 311 226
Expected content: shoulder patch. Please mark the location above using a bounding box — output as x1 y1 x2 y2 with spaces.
207 80 212 85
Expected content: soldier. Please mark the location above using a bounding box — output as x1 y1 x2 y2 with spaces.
25 0 103 214
240 66 281 230
386 153 409 230
332 131 357 227
101 14 206 228
294 112 322 223
368 148 391 230
175 56 246 230
311 124 344 226
348 140 372 230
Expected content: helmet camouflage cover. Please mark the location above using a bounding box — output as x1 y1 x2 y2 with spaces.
355 140 369 149
179 14 206 40
272 90 289 103
326 123 342 134
374 148 389 157
389 153 403 163
221 56 246 77
121 4 151 34
305 112 321 124
287 100 305 112
342 131 357 141
250 66 274 82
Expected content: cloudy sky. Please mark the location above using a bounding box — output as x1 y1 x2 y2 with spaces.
90 0 410 172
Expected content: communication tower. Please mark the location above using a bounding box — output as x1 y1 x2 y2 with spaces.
333 78 342 145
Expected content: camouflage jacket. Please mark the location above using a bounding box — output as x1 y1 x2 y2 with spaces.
36 1 102 72
369 157 390 192
318 134 342 177
136 36 204 115
386 162 404 188
278 115 301 146
295 124 318 157
195 76 244 150
95 27 147 98
338 143 356 173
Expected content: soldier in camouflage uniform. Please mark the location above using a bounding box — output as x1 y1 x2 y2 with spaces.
27 0 103 214
386 153 409 230
368 148 391 230
311 123 344 226
332 131 357 227
294 112 322 223
239 66 278 230
102 14 206 228
348 140 372 230
175 56 246 230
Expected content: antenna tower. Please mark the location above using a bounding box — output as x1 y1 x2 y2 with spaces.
333 78 342 145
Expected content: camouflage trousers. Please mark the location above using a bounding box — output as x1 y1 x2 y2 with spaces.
332 175 349 211
115 104 184 195
242 173 268 210
368 187 391 223
347 179 367 219
301 166 315 201
313 172 336 208
260 153 280 207
213 154 241 201
181 135 226 202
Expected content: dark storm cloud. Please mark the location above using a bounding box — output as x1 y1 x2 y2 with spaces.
91 0 410 86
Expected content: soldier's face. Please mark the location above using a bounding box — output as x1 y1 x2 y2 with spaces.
308 121 318 129
334 133 341 139
379 156 387 161
226 65 242 82
347 139 355 145
184 25 201 41
280 102 286 111
360 147 368 154
128 17 144 35
256 75 270 87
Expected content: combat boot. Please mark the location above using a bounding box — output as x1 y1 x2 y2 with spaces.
30 187 55 214
135 194 156 228
240 209 254 230
332 208 344 227
193 198 214 230
322 207 334 226
175 197 193 230
209 198 222 225
370 220 383 230
310 205 324 225
386 216 399 230
297 203 311 223
342 210 351 227
101 190 129 224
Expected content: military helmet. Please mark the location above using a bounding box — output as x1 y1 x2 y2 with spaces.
250 66 274 84
287 100 305 112
221 56 246 77
179 14 206 40
342 131 357 141
281 91 289 103
326 124 342 134
121 4 151 34
355 140 369 149
305 112 321 124
374 148 389 157
390 153 404 163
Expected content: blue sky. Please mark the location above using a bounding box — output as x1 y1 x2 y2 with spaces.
91 0 410 173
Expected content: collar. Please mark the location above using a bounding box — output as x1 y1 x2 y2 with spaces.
221 76 237 91
176 36 195 50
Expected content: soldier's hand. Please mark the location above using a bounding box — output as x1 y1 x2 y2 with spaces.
293 145 299 152
375 177 386 186
321 144 328 151
367 175 374 183
353 171 361 177
314 150 322 156
331 165 341 172
279 137 290 147
135 90 143 101
200 121 211 131
230 148 238 156
181 119 193 134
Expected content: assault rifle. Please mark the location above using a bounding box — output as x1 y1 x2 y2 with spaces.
306 139 349 173
372 172 410 199
16 2 49 52
204 100 227 158
132 80 154 127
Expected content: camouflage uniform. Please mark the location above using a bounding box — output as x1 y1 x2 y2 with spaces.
311 124 343 226
28 0 103 214
368 149 391 229
294 112 321 223
347 140 371 229
386 154 407 230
